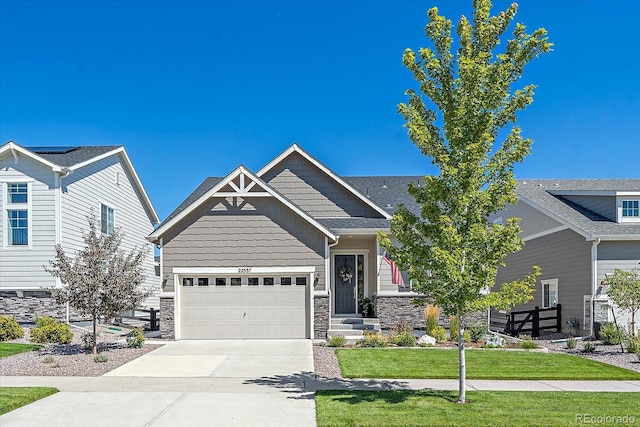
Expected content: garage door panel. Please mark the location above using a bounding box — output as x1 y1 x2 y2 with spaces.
180 281 308 339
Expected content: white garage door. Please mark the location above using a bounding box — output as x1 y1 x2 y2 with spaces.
178 271 311 339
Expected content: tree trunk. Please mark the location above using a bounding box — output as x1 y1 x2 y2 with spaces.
457 312 466 404
92 314 98 355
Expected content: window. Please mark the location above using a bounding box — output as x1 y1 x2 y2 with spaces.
263 277 274 286
6 183 29 246
198 278 209 286
8 210 28 245
231 277 242 286
622 200 639 217
542 279 558 309
295 277 307 286
248 277 258 286
101 204 115 235
215 278 226 286
182 278 194 286
280 277 291 286
8 183 28 203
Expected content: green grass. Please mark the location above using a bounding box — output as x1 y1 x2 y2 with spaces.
0 343 43 358
0 387 58 415
316 390 640 427
336 348 640 380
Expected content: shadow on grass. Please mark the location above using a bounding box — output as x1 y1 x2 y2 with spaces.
243 372 424 400
319 388 458 405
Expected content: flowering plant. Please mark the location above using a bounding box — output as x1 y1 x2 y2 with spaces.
338 266 353 283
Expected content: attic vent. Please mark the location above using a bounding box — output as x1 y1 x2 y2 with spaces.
385 203 392 209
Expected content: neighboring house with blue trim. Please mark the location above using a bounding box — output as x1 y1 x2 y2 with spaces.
492 179 640 337
0 141 160 322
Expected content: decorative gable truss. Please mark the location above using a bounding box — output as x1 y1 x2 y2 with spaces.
149 165 337 242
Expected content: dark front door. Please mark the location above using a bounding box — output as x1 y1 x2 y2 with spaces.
335 254 356 314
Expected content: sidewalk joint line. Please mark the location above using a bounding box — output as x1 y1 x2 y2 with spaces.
145 392 188 426
538 381 565 391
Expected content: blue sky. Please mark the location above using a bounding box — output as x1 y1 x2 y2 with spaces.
1 0 638 221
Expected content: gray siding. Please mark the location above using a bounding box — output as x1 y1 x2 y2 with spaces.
162 196 326 293
495 228 592 333
261 151 382 218
493 201 563 239
562 195 616 221
597 241 640 286
0 154 57 289
61 154 159 307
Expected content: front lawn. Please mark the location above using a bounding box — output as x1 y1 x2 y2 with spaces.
0 343 43 358
336 348 640 380
0 387 58 415
316 390 640 427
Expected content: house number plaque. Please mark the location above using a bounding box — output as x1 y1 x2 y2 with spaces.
238 267 252 273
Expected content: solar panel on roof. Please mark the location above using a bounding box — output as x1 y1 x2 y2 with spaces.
27 146 79 154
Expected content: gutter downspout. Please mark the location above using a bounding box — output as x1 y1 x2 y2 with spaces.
590 238 600 337
57 168 73 323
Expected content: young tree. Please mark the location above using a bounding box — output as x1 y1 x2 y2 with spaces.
607 268 640 339
45 213 149 354
379 0 550 403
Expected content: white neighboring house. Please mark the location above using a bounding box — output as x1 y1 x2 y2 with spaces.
0 141 160 322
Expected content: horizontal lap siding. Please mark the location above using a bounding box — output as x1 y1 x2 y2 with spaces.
163 197 325 293
495 229 592 332
261 152 381 218
0 155 57 288
493 202 563 238
61 155 159 307
597 241 640 283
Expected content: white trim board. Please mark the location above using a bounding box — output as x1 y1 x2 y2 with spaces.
173 266 316 275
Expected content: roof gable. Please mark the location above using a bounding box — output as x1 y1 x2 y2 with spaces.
1 141 159 224
149 166 336 242
517 179 640 240
257 144 392 219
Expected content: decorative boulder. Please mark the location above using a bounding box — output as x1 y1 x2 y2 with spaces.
484 335 506 347
417 334 437 346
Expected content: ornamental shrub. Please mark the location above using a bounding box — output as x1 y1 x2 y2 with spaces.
94 353 108 363
126 327 146 348
566 338 577 349
357 331 387 348
424 305 440 335
327 335 346 348
582 342 596 353
393 333 417 347
430 326 447 343
467 325 486 343
30 317 73 344
0 316 24 341
599 323 623 345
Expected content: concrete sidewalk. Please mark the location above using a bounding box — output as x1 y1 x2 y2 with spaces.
3 375 640 393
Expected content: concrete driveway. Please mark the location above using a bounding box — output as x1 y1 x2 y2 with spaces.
0 339 316 427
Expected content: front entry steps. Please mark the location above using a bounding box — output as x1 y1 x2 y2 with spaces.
327 315 381 342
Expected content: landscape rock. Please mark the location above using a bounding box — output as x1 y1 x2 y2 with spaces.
417 334 436 346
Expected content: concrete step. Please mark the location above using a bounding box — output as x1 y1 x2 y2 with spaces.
331 317 380 326
328 323 380 331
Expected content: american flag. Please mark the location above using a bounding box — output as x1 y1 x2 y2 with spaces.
384 253 404 286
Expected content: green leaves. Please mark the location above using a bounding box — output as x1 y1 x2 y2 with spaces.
384 0 550 318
